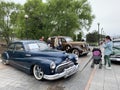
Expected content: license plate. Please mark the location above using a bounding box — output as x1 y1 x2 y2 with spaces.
65 66 76 77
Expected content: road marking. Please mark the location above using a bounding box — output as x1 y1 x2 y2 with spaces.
85 66 96 90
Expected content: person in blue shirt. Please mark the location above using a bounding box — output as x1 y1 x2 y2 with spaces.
103 36 113 69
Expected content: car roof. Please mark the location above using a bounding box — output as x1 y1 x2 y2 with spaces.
50 36 71 38
11 40 42 44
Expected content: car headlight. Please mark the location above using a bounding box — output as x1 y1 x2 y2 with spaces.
75 55 79 61
50 62 56 69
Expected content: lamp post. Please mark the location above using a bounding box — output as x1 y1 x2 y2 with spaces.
101 27 103 41
24 14 29 39
97 23 100 46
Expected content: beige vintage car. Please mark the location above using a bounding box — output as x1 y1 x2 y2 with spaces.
48 36 90 56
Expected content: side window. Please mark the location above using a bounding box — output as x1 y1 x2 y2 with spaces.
8 44 14 51
51 38 55 43
61 38 66 43
51 38 55 46
15 44 24 51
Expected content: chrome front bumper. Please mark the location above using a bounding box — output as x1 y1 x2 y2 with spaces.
110 57 120 61
44 64 79 80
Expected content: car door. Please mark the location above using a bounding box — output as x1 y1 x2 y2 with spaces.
12 42 25 68
12 43 31 70
7 43 15 62
61 38 68 50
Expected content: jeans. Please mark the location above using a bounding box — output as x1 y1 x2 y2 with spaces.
104 55 111 67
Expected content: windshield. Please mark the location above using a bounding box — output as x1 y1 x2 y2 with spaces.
65 37 73 42
27 42 49 51
113 41 120 47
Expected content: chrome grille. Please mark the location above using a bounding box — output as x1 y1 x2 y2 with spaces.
56 60 74 73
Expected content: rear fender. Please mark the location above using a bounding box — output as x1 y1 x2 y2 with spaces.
2 52 9 60
64 44 72 52
71 46 83 53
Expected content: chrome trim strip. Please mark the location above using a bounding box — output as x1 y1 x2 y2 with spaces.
56 60 73 69
44 64 79 80
110 58 120 61
55 60 73 72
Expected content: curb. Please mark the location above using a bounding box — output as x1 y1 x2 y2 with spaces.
80 57 92 72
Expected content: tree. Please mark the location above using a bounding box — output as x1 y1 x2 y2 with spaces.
20 0 94 40
22 0 47 39
46 0 94 37
0 1 21 44
86 30 98 43
77 32 82 41
0 0 94 43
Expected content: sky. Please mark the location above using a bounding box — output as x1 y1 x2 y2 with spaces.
88 0 120 36
6 0 120 36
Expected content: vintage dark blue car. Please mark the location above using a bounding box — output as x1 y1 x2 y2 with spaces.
1 40 79 80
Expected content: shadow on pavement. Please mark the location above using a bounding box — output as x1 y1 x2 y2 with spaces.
112 61 120 65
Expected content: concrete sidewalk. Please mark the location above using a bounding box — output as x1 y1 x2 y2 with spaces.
88 47 120 90
88 64 120 90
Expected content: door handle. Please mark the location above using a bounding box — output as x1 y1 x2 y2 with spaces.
25 54 31 57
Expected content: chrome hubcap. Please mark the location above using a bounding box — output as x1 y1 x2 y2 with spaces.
33 65 43 80
66 46 70 51
72 49 79 56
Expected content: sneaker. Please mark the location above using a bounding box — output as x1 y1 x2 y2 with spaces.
106 67 112 70
105 65 108 68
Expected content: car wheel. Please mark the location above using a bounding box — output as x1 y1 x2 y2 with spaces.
72 49 80 56
33 65 44 80
65 45 71 52
2 59 9 65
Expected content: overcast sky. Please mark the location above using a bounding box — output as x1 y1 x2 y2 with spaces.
7 0 120 36
88 0 120 36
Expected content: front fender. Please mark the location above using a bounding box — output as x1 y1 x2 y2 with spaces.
30 57 55 75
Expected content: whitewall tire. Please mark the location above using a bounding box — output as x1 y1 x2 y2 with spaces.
33 65 44 80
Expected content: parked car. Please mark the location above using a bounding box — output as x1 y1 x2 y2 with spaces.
1 40 79 80
49 36 90 56
110 39 120 61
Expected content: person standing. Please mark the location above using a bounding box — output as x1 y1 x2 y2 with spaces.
47 37 51 47
103 36 113 69
39 36 44 41
54 36 59 49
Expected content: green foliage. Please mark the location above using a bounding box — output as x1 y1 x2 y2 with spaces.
0 1 21 44
46 0 94 37
0 0 94 42
20 0 94 40
23 0 45 39
86 30 98 43
77 32 82 41
46 0 79 37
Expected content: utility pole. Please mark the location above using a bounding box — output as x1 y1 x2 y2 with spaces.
97 23 100 46
24 14 29 40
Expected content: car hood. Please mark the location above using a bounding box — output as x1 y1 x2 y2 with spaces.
29 49 69 61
